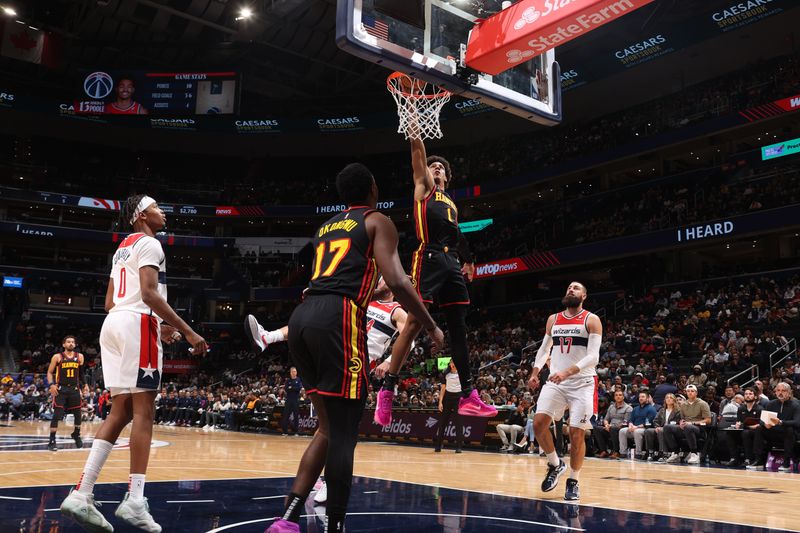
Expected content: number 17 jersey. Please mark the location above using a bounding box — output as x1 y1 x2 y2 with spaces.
109 233 167 320
305 206 379 309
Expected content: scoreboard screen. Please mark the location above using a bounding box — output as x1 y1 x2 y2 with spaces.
76 70 240 115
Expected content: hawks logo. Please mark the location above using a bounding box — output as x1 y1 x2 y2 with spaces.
348 355 363 374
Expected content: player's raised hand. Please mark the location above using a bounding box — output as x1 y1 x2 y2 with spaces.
185 331 208 356
427 326 445 354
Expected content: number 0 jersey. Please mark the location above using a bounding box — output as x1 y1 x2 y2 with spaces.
305 206 379 309
109 233 167 320
548 309 597 380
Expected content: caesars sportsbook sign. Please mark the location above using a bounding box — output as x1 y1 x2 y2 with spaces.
466 0 657 75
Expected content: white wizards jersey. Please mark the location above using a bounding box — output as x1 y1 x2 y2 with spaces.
549 309 596 380
109 233 167 320
366 300 402 362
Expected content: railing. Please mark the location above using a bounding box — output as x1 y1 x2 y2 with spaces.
613 297 626 316
769 338 796 371
207 367 253 389
595 307 607 321
496 340 541 371
727 364 759 388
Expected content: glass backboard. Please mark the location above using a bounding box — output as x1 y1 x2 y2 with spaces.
336 0 562 125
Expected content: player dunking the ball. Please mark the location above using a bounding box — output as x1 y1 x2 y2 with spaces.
47 335 85 451
528 282 602 501
267 163 443 533
374 77 496 425
60 194 207 532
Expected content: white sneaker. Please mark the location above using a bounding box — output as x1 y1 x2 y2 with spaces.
202 425 210 431
60 488 114 532
245 314 269 353
686 452 700 464
169 422 176 426
115 492 162 533
499 445 510 452
314 482 327 504
665 452 681 463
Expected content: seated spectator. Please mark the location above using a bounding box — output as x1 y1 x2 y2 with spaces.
594 390 632 459
688 365 707 388
720 388 761 467
652 374 678 407
513 400 537 454
751 382 800 472
496 401 527 452
646 393 681 462
664 384 712 464
619 392 658 459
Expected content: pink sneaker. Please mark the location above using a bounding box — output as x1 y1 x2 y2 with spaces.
458 390 497 417
373 388 395 426
265 519 300 533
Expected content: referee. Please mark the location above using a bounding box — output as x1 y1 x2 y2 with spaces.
435 359 463 453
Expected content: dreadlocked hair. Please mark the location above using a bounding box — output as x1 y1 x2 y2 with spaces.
119 194 146 229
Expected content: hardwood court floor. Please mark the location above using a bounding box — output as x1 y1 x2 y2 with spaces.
1 421 798 531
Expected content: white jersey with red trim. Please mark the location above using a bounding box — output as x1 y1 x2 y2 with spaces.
366 300 401 362
109 233 167 320
548 309 596 380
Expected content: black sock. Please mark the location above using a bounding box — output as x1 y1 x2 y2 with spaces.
326 512 346 533
281 492 305 523
382 373 398 391
49 433 56 443
72 427 81 436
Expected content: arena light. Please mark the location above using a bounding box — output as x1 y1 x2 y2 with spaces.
235 6 253 20
1 6 16 16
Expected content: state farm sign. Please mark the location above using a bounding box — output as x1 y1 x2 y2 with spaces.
466 0 656 76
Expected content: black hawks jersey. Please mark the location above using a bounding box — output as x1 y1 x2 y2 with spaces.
305 206 379 309
414 187 459 249
56 353 82 389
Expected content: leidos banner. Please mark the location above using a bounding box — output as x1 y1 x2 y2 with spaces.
474 258 529 279
271 407 493 446
466 0 657 75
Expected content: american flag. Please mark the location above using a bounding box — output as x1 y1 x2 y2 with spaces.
363 14 389 41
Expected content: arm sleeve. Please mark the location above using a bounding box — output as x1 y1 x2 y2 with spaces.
456 230 475 263
532 334 553 372
574 333 602 372
136 237 164 270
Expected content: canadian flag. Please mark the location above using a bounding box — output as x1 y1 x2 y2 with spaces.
0 19 59 67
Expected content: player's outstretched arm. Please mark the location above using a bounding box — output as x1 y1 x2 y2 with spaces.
140 265 208 355
367 212 443 353
410 137 435 201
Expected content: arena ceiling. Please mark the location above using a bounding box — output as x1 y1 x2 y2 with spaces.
1 0 797 136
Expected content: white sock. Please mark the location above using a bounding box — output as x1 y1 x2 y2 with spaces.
569 468 580 481
546 451 560 467
266 329 285 344
76 439 114 495
129 474 146 501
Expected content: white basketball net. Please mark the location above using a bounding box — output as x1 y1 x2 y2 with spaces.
387 72 451 141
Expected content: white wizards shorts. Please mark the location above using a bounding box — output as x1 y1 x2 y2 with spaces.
537 376 598 430
100 310 163 396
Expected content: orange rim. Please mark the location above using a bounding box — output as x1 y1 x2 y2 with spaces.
387 71 450 100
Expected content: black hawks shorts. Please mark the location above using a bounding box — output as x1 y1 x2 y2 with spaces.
410 245 470 307
288 294 368 400
54 388 82 411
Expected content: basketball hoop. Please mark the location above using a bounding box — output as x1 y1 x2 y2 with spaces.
387 72 451 141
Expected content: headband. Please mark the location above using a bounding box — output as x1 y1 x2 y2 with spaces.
130 196 157 226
